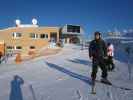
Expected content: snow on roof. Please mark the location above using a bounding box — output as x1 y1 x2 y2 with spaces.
17 24 39 28
0 26 60 32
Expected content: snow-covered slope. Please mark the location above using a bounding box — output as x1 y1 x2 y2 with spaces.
0 44 133 100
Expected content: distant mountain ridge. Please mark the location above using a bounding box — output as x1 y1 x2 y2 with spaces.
122 32 133 37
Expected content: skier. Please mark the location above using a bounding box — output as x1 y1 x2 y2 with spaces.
107 43 115 71
89 32 111 87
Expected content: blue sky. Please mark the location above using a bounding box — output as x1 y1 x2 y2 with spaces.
0 0 133 38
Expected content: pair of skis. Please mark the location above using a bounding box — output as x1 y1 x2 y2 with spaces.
91 79 133 95
91 79 111 94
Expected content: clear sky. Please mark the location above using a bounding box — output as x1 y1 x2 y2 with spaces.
0 0 133 38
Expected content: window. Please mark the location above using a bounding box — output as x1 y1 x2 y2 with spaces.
12 32 22 38
30 46 35 49
6 46 14 49
40 34 45 38
12 33 15 37
46 34 48 38
36 34 38 38
30 33 38 39
30 33 36 38
16 33 22 37
16 46 22 50
67 25 80 33
40 34 48 39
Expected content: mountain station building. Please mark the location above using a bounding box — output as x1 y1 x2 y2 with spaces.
0 19 84 55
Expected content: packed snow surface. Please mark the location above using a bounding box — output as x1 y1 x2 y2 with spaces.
0 44 133 100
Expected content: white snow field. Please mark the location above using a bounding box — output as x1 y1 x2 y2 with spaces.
0 44 133 100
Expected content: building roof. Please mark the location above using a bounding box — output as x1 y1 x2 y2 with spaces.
0 26 60 32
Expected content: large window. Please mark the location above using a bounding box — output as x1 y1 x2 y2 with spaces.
12 32 22 38
67 25 80 33
40 34 48 39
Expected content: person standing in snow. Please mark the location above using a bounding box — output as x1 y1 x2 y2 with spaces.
89 32 110 84
107 43 115 71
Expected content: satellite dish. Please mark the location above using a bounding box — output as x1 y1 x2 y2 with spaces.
32 18 37 25
15 19 21 26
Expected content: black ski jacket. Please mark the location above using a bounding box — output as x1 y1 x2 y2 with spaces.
89 39 107 59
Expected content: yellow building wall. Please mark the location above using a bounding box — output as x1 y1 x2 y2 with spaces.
0 41 5 56
0 27 60 55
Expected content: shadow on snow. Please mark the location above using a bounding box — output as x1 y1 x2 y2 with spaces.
45 61 92 85
9 75 24 100
67 58 92 66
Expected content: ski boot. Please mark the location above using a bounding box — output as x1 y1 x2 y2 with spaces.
100 78 112 85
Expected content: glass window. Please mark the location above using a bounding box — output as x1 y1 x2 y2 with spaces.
7 46 14 49
30 46 35 49
36 34 38 38
12 33 15 37
16 46 22 49
40 34 48 39
46 34 48 38
16 33 22 37
30 33 36 38
12 32 22 38
40 34 45 38
67 25 80 33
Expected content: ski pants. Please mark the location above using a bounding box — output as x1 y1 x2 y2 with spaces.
107 56 115 70
91 58 108 80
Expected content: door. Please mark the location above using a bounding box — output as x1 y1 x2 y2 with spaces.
50 32 57 43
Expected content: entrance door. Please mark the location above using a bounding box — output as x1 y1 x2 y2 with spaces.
50 32 57 43
70 36 80 44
